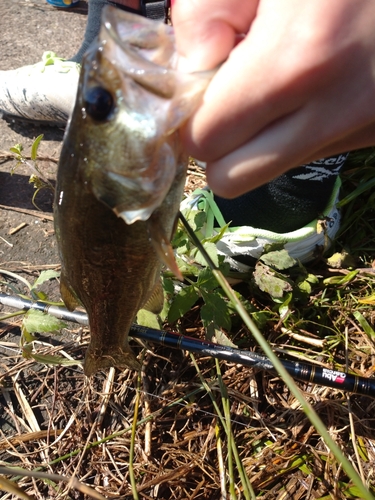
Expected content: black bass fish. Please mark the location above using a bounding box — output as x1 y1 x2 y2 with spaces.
54 7 212 376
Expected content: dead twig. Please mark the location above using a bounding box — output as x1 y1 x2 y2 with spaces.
0 204 54 221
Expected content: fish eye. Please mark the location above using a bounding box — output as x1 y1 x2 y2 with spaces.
84 86 114 121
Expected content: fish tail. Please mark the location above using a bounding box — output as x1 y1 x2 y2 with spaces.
83 345 141 376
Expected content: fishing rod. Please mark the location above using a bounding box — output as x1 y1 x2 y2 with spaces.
1 292 375 399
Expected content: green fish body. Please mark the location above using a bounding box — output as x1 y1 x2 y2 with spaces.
54 7 212 375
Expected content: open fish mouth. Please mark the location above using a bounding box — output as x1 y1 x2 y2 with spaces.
81 7 214 226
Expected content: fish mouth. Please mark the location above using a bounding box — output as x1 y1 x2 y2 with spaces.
83 7 214 226
80 8 216 280
117 207 156 225
104 141 178 224
108 173 164 224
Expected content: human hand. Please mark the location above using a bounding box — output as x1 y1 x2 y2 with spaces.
172 0 375 197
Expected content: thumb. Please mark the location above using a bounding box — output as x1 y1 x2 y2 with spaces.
171 0 257 71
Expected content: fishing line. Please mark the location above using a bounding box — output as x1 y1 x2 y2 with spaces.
1 292 375 399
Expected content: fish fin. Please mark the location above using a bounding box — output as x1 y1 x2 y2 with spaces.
60 273 81 312
84 345 141 376
143 279 164 314
148 218 183 281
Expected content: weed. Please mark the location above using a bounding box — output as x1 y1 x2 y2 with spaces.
10 135 55 210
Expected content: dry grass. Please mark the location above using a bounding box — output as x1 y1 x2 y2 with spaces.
1 153 375 499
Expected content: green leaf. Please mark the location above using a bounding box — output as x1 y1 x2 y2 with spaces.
159 277 174 321
174 256 200 276
353 311 375 338
32 270 60 290
260 249 297 270
337 177 375 207
10 143 23 155
196 267 220 291
251 311 272 329
306 273 319 284
21 327 36 344
205 322 236 348
326 250 358 269
191 210 206 232
30 134 44 161
23 309 66 334
29 353 81 366
278 292 293 319
231 290 257 313
168 285 200 323
34 291 48 301
192 241 219 267
175 241 190 255
297 279 312 294
162 276 175 296
136 309 160 330
207 222 231 244
341 483 372 497
172 227 189 252
200 291 231 331
253 262 293 299
159 298 170 323
323 269 359 286
298 463 312 475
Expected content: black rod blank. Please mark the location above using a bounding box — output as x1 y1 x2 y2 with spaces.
1 292 374 398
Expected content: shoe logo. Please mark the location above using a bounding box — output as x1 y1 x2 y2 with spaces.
292 164 342 182
317 211 338 234
293 154 348 181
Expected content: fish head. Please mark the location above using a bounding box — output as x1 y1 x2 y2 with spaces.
73 6 213 225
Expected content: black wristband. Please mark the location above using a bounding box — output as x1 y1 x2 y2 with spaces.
115 0 169 21
141 0 167 21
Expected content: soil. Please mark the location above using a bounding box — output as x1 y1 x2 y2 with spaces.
0 0 87 270
0 0 88 446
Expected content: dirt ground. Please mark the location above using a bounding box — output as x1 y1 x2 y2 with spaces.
0 0 85 434
0 0 89 483
0 0 87 269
